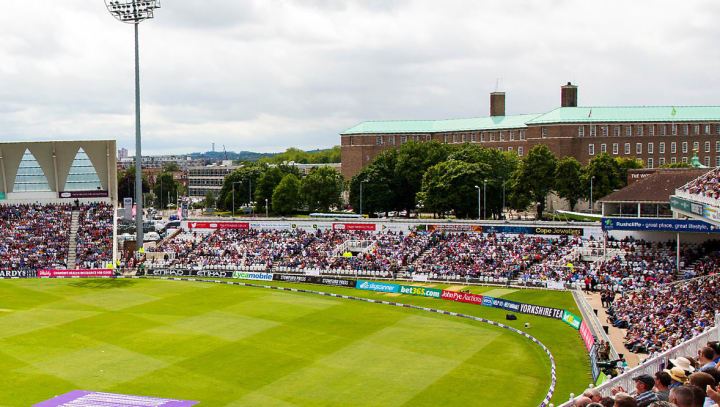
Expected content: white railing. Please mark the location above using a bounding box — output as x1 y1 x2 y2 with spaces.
675 190 720 209
558 320 720 406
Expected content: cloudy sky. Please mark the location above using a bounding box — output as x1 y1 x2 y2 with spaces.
0 0 718 155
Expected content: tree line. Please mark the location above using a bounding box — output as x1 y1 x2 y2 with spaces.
348 141 643 219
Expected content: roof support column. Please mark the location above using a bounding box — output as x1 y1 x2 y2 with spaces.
52 143 60 197
0 148 7 196
637 202 641 218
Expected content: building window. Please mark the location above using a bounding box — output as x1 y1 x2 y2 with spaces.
614 126 620 137
659 157 665 166
682 142 688 153
671 157 677 164
401 135 408 144
443 135 448 143
694 124 700 135
471 133 477 142
426 135 432 142
682 157 688 163
509 131 515 141
705 124 710 134
389 135 395 145
578 126 584 137
520 130 526 140
508 146 514 152
489 133 495 142
541 127 547 138
613 143 619 155
683 124 689 135
589 144 595 156
693 141 699 152
706 141 711 153
717 156 720 167
637 125 643 136
350 136 354 145
461 134 466 143
480 133 485 142
624 143 631 154
671 142 677 153
661 125 666 136
626 126 632 137
601 126 608 137
601 144 607 153
590 125 596 137
648 158 654 168
518 146 523 156
648 143 653 154
716 141 720 153
414 135 420 142
498 147 503 152
636 143 642 154
648 125 654 136
452 134 458 143
672 124 678 135
705 157 710 167
499 132 505 142
376 136 383 145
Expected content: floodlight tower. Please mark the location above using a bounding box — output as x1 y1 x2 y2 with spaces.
105 0 161 250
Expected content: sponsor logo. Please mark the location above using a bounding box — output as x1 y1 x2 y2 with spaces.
356 280 398 293
59 190 109 198
38 269 113 278
440 290 484 305
427 224 483 232
0 270 32 277
333 223 376 231
188 222 249 230
232 271 273 281
518 304 564 319
562 310 581 330
482 296 494 307
399 285 441 298
533 227 583 236
319 278 355 287
579 319 595 351
274 274 310 283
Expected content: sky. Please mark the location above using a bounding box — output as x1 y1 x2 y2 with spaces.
0 0 719 155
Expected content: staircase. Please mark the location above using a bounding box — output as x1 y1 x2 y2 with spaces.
67 209 80 269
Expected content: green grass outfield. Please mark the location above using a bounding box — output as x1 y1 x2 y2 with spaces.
0 278 589 406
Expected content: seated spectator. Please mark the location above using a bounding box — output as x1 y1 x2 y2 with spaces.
698 347 718 373
655 371 672 401
669 385 696 407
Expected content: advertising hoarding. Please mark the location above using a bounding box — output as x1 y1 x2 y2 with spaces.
38 269 113 278
355 280 399 293
440 290 484 305
187 222 250 230
398 285 442 299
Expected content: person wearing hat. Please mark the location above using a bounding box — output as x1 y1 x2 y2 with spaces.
632 374 660 407
665 366 689 388
671 357 697 375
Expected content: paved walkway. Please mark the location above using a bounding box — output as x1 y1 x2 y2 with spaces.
585 291 644 368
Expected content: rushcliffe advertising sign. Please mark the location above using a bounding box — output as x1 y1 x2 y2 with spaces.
602 218 720 233
187 222 250 230
440 290 484 305
356 280 399 293
399 285 442 299
38 269 113 278
232 271 273 281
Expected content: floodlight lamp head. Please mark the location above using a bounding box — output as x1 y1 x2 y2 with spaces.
105 0 161 23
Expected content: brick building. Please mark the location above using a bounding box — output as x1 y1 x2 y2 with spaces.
340 83 720 179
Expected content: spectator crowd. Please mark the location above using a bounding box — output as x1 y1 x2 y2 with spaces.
678 167 720 202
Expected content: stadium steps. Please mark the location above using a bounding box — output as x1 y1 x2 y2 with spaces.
67 209 80 269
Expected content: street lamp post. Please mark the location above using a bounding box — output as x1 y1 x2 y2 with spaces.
232 181 242 217
590 176 595 213
474 185 481 220
483 179 488 219
106 0 161 249
500 177 506 219
265 198 269 217
248 179 253 216
359 180 367 215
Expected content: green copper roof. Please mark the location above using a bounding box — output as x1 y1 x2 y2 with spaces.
526 106 720 124
341 113 541 135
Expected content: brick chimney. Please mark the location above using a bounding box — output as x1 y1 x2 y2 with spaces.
561 82 578 107
490 92 505 116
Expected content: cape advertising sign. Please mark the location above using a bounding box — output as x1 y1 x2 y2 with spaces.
532 227 583 236
602 217 719 233
187 222 249 230
440 290 484 305
38 269 113 278
332 223 377 231
59 190 109 198
34 391 198 407
232 271 274 281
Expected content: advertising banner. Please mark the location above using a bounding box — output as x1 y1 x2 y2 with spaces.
274 274 312 283
589 343 601 382
546 280 565 290
250 222 292 231
399 285 442 299
482 225 533 234
34 391 198 407
427 224 483 233
0 192 5 200
518 303 564 319
670 196 704 216
38 269 113 278
146 269 233 278
273 274 356 288
333 223 376 231
59 190 109 198
492 298 522 313
123 197 133 220
561 310 582 330
232 271 273 281
187 222 250 230
440 290 484 305
412 274 428 282
0 270 36 278
532 227 583 236
579 319 596 351
356 280 399 293
602 218 720 233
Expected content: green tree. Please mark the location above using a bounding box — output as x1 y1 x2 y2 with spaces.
153 172 180 209
163 162 180 172
217 164 265 212
117 166 150 201
272 174 300 215
300 166 343 212
554 157 584 211
204 191 216 209
348 149 400 215
419 159 491 218
514 145 558 218
660 162 692 168
583 153 623 201
394 141 452 216
615 157 644 188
